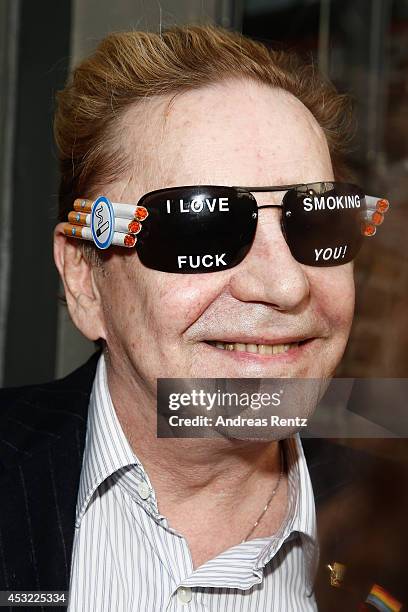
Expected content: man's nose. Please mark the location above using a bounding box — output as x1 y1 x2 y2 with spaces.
228 209 310 311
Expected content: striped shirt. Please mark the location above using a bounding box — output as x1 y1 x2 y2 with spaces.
68 354 318 611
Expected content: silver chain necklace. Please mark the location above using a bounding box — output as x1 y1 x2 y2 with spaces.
241 443 285 543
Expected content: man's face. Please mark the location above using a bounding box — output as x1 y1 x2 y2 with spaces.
94 79 355 392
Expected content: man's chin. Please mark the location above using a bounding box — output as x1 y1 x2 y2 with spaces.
158 376 327 441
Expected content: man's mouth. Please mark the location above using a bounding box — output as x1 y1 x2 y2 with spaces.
206 340 305 355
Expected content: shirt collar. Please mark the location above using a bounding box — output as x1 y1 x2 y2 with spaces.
75 353 139 527
254 434 318 590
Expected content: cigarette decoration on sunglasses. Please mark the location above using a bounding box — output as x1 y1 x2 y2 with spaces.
63 196 148 249
362 196 390 237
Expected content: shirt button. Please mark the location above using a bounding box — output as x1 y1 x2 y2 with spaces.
177 586 192 604
137 482 150 500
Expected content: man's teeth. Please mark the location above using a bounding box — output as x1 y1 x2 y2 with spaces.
210 341 299 354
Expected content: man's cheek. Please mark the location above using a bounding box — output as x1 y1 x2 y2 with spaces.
154 278 223 331
327 297 355 363
333 284 355 330
326 300 355 344
311 269 355 321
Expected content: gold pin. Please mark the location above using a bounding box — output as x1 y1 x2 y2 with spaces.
326 562 346 588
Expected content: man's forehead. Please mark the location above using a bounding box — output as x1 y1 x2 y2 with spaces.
119 80 333 196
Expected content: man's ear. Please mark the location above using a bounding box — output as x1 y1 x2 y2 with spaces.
54 223 106 341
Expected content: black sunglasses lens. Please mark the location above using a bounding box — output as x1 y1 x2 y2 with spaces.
282 182 365 266
135 187 258 273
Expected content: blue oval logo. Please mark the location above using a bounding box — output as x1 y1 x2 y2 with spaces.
91 196 115 249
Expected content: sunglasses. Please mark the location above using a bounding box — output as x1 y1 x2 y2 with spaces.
64 182 389 273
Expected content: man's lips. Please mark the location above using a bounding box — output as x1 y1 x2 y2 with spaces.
199 337 315 358
201 335 313 346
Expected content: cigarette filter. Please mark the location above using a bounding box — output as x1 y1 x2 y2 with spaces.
63 223 136 247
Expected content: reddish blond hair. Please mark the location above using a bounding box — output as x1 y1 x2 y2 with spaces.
54 24 354 230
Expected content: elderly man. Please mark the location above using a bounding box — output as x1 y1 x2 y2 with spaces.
0 24 403 612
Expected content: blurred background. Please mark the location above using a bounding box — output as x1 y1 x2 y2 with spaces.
0 0 407 386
